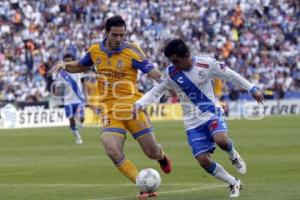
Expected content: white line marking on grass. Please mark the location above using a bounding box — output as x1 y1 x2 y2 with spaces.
88 184 225 200
0 183 217 188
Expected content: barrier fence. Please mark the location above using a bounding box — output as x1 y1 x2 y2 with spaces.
0 100 299 129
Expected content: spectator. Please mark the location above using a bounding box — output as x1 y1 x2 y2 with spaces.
0 0 299 102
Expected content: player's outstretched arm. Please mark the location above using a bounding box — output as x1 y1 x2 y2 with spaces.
147 68 162 83
48 61 88 75
210 59 265 105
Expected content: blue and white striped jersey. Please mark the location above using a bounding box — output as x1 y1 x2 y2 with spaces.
54 70 85 105
137 56 255 130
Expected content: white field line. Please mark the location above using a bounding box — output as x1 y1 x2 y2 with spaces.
88 184 226 200
0 183 220 188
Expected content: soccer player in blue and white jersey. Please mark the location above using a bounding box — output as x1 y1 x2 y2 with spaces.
135 39 265 198
53 54 86 144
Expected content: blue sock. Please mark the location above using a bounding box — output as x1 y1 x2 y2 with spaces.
205 161 217 175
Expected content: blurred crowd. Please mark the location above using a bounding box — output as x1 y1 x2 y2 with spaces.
0 0 299 102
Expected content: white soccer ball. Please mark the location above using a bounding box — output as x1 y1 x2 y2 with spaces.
136 168 161 193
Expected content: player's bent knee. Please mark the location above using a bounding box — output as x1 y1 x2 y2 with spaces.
213 132 229 148
196 153 212 168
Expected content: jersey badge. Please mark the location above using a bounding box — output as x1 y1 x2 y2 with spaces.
96 58 101 65
116 59 124 70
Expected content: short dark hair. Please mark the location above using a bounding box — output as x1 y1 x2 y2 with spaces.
105 15 126 32
63 53 75 61
163 39 190 58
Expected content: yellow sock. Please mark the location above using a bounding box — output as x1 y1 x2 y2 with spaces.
117 158 139 183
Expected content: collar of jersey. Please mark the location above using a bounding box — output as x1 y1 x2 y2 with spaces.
100 38 126 57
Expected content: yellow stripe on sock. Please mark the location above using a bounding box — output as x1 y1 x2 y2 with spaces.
117 159 139 183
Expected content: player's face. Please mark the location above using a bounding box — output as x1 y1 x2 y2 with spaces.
168 55 192 70
107 26 126 50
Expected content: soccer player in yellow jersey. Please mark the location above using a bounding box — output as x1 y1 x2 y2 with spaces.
48 15 171 199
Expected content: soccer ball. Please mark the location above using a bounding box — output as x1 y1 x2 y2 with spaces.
136 168 161 193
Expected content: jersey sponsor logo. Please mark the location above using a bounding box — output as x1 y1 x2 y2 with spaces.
196 63 209 68
99 69 126 79
177 77 184 84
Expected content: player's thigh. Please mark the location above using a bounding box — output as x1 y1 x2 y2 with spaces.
208 117 229 147
187 125 216 158
74 103 85 120
100 112 127 137
213 132 229 147
64 104 74 118
125 111 153 140
101 131 125 154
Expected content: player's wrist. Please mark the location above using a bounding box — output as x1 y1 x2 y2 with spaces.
249 86 259 94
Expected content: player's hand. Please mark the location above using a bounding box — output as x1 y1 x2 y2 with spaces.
250 87 265 105
133 103 143 119
47 62 66 76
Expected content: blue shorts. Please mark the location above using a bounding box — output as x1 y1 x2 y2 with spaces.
64 103 85 119
186 115 228 157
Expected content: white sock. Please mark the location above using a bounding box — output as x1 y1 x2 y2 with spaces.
71 129 80 137
213 163 237 185
226 140 237 160
228 150 237 160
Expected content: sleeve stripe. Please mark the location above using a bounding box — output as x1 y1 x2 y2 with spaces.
79 52 94 67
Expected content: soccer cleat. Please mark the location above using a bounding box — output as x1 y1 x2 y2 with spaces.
75 135 83 144
158 155 172 174
230 150 246 175
229 179 242 198
136 191 157 199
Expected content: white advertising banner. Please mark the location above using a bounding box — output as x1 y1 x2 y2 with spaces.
228 99 300 119
0 104 69 129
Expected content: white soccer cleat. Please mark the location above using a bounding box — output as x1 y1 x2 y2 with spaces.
230 150 247 175
75 135 83 144
229 179 242 198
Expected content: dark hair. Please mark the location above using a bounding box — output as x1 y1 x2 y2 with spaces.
163 39 190 58
63 53 75 61
105 15 126 32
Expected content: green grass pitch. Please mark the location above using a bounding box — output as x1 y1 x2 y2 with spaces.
0 115 299 200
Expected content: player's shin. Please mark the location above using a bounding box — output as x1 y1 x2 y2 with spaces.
205 161 236 185
116 157 139 183
224 139 237 160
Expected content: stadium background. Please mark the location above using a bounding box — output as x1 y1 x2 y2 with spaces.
1 0 299 127
0 0 300 200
